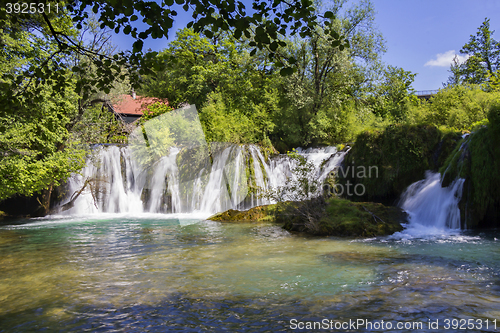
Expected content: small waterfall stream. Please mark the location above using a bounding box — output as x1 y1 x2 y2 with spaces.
397 134 470 235
59 145 346 216
398 171 465 232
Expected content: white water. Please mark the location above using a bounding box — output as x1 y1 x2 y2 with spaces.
59 145 347 216
60 136 468 238
396 171 465 238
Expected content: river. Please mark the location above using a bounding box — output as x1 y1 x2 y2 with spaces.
1 214 499 332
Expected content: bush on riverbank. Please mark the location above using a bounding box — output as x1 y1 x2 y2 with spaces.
407 85 500 130
440 103 500 228
336 124 461 204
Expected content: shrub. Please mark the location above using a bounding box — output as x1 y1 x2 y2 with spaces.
337 124 460 203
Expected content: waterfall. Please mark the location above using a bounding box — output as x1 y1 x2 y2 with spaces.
59 144 347 216
398 171 465 232
397 132 471 234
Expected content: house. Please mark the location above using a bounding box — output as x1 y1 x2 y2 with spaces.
111 92 168 124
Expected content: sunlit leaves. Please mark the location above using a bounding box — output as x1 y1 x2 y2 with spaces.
60 0 340 80
450 18 500 85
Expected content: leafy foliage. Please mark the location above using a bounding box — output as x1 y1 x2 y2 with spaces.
409 85 500 130
141 28 280 146
273 0 385 147
0 81 86 201
337 124 450 202
0 8 131 205
448 18 500 86
370 65 417 121
0 0 346 102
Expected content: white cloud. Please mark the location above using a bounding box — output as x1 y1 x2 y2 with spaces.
424 50 469 67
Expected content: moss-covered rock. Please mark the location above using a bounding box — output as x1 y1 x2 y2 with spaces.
209 197 406 237
278 197 406 237
208 204 277 222
439 104 500 228
435 103 500 229
337 124 461 204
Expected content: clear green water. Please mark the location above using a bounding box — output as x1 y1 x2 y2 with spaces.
1 215 500 332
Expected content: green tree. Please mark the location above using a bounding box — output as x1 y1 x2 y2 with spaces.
0 5 87 210
273 0 385 147
445 55 463 87
424 85 500 129
371 65 417 121
0 80 86 209
450 18 500 85
1 0 345 100
0 9 127 209
141 28 229 108
141 28 279 146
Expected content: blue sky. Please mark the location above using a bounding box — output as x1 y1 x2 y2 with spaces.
372 0 500 91
110 0 500 92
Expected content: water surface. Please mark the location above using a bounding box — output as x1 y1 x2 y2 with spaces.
1 215 499 332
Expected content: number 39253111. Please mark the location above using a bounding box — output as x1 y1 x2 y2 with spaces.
6 3 59 14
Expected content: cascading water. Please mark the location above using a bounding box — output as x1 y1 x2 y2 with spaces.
58 105 349 216
397 134 470 236
398 171 465 233
59 144 347 216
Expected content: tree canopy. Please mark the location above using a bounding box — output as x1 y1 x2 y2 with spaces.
0 0 349 207
1 0 347 99
448 18 500 86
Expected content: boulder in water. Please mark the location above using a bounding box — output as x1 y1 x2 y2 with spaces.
209 198 407 237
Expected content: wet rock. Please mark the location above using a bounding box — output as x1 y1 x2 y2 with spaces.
208 205 276 222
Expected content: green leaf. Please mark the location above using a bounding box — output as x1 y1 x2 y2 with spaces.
133 40 144 53
280 67 294 76
124 5 134 16
324 11 334 19
270 41 278 51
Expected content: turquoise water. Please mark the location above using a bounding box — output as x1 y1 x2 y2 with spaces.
1 215 500 332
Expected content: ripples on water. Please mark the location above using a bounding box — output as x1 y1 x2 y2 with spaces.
1 216 500 332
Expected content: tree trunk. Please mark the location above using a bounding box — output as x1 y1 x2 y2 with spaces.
38 184 53 216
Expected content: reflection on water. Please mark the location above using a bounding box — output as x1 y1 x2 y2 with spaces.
1 216 500 331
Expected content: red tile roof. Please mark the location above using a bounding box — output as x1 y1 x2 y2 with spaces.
112 95 168 116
